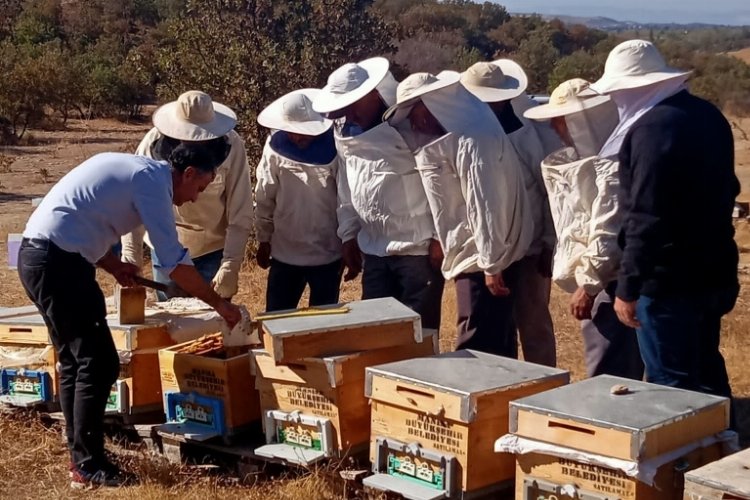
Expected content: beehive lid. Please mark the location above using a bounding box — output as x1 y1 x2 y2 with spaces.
684 448 750 497
0 307 166 331
260 298 424 363
366 350 568 422
510 375 730 460
368 350 565 396
261 298 420 338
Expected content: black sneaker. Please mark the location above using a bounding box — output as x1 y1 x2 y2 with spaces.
70 465 126 489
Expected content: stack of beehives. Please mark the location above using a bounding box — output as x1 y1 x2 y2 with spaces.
250 297 437 466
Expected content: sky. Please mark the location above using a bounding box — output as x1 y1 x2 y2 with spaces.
493 0 750 26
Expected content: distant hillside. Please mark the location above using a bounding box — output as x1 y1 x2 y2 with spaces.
731 47 750 64
514 13 739 31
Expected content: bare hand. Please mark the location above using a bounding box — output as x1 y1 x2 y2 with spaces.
111 262 140 287
256 242 271 269
537 248 554 278
97 250 139 286
570 287 595 320
428 239 444 270
215 300 242 329
342 239 362 282
614 297 641 328
485 272 510 297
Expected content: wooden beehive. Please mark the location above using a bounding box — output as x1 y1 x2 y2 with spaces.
260 298 423 364
0 309 172 351
252 337 436 463
158 340 261 438
509 375 732 500
364 350 570 497
0 306 58 406
111 351 163 414
684 448 750 500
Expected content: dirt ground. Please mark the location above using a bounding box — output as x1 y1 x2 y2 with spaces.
0 115 749 499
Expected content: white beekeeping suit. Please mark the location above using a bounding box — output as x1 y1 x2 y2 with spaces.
122 127 253 297
334 73 436 257
393 79 534 279
506 94 560 256
254 135 341 267
537 98 621 295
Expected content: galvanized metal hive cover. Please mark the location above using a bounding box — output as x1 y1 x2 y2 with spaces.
511 374 728 432
260 297 420 337
366 350 568 397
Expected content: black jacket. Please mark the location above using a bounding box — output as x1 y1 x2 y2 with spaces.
616 90 739 301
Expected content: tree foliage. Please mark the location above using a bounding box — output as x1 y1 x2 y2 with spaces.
154 0 393 160
0 0 749 147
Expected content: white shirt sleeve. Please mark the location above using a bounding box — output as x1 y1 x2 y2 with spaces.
219 132 253 273
335 156 361 243
576 158 622 294
458 136 532 275
254 144 278 244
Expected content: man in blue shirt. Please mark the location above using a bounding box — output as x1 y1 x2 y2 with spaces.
18 144 241 488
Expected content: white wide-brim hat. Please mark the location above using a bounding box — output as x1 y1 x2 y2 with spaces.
312 57 390 114
460 59 528 102
152 90 237 141
590 39 692 94
257 88 332 136
382 71 462 124
524 78 610 120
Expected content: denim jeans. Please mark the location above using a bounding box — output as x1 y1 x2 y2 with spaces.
18 238 120 470
265 258 342 312
151 249 224 301
635 288 737 398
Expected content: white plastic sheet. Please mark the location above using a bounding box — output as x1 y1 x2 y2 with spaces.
0 345 53 368
495 430 739 486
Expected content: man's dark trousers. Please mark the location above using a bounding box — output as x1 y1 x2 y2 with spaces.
18 238 120 470
635 288 736 399
581 283 644 380
455 262 520 358
265 258 343 312
361 254 444 331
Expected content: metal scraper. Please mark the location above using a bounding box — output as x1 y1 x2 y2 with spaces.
132 275 186 297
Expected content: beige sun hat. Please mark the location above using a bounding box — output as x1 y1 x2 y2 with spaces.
590 39 691 94
460 59 528 102
152 91 237 141
523 78 611 121
312 57 390 114
257 89 332 136
382 71 462 124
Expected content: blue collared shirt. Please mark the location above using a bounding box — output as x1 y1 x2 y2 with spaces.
24 152 192 274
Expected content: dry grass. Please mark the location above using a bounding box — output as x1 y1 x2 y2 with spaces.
1 262 747 499
0 114 748 498
729 47 750 65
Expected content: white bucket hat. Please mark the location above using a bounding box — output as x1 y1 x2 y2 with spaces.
257 89 332 136
590 39 691 94
523 78 611 121
152 90 237 141
312 57 390 114
460 59 528 102
382 71 461 124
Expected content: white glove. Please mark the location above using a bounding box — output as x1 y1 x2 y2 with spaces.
212 263 239 299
